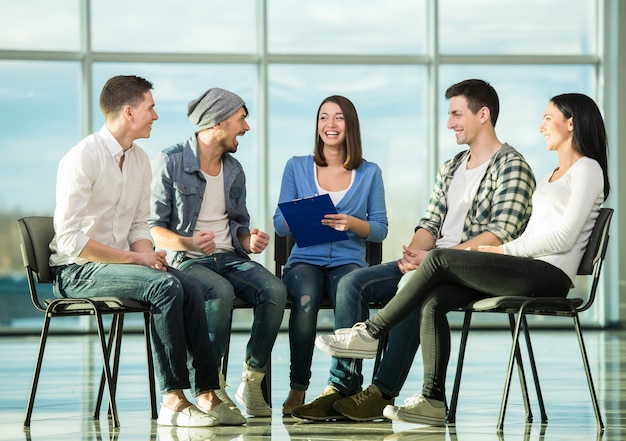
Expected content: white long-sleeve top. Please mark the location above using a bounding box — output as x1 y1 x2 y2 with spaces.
49 125 154 266
503 156 604 282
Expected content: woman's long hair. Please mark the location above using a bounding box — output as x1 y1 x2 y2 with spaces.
313 95 363 170
551 93 610 200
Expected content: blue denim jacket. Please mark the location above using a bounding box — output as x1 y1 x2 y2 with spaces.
149 135 251 265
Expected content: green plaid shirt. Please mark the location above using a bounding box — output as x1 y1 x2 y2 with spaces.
418 143 535 244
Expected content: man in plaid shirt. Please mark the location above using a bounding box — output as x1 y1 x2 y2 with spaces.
292 79 536 422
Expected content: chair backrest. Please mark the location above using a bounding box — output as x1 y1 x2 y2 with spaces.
17 216 55 311
274 233 383 277
577 208 613 276
575 207 613 312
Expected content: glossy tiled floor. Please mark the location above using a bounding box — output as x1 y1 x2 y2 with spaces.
1 327 625 441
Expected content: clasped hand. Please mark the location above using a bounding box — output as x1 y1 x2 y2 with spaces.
139 251 167 271
398 245 428 274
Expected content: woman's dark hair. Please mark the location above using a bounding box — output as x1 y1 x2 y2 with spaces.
551 93 610 200
314 95 363 170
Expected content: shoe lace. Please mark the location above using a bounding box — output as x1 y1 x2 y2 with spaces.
216 387 236 407
332 323 369 343
403 394 425 406
350 387 376 406
312 386 338 403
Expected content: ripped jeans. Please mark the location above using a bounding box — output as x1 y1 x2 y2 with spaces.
283 262 361 391
178 252 287 371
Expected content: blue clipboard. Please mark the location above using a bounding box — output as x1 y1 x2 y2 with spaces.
278 194 349 248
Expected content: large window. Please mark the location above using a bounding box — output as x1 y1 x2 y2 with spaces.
0 0 608 331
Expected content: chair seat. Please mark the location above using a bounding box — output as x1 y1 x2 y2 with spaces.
469 295 584 314
44 297 151 314
233 296 387 310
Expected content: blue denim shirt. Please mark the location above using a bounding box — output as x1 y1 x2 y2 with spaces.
149 135 251 265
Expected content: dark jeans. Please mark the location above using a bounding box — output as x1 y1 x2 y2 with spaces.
283 262 360 390
366 248 571 401
329 262 421 397
53 262 219 396
178 252 287 371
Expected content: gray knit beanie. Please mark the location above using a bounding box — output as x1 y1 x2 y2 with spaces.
187 88 245 131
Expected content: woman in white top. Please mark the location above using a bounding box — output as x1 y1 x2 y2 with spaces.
315 93 610 426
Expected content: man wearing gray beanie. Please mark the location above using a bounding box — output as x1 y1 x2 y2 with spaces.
187 87 246 132
149 88 287 418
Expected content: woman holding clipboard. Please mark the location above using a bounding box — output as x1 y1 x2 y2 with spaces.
273 95 388 416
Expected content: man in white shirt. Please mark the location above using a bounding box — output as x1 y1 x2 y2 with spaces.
49 75 245 427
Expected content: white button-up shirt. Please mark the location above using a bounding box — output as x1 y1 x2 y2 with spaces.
50 125 153 266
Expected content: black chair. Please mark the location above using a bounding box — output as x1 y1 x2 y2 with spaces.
221 233 386 405
17 216 157 428
447 207 613 431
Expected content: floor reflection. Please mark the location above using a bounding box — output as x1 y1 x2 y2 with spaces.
2 329 625 441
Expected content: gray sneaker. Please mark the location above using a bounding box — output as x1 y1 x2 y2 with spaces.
333 384 393 421
382 394 446 426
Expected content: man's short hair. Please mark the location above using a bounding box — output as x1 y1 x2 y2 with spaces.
99 75 153 118
445 79 500 127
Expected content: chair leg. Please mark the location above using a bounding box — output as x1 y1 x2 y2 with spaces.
221 312 233 380
519 315 548 423
144 312 158 419
373 333 388 378
498 312 531 431
95 314 123 418
507 314 534 424
263 356 272 406
108 315 124 417
93 310 120 427
94 320 113 418
23 314 52 427
573 314 604 430
448 310 473 424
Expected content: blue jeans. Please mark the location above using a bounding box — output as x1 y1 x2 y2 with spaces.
52 263 218 396
329 261 421 397
178 252 287 371
283 262 360 391
366 248 571 402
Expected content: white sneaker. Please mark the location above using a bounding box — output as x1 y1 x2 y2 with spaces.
335 327 355 335
215 373 238 408
157 404 219 427
235 366 272 417
197 402 246 426
315 323 378 359
382 394 446 426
